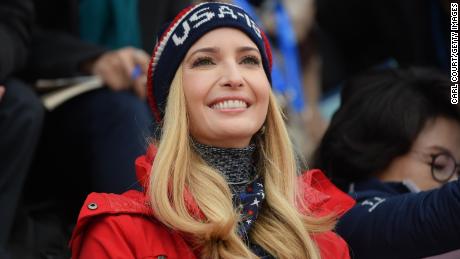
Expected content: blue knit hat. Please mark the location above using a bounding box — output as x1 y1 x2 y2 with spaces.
147 2 273 122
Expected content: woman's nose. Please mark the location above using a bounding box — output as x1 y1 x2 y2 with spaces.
219 62 244 88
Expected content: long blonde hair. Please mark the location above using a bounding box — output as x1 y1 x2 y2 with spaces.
148 67 334 258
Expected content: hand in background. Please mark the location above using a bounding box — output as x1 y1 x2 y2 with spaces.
0 86 5 103
87 47 150 99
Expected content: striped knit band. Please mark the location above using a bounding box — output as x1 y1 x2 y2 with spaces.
147 2 273 122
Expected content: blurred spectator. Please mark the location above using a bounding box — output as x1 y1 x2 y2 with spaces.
0 0 44 258
23 0 192 203
314 67 460 258
24 0 154 198
306 0 454 158
9 0 153 257
316 0 451 92
1 0 192 257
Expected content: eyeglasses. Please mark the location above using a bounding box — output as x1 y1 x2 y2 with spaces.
430 152 460 183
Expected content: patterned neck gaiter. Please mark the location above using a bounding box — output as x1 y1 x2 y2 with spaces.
191 140 273 258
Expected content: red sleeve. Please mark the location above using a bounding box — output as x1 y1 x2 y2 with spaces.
299 169 355 217
70 192 195 259
314 231 351 259
298 170 353 258
74 214 150 259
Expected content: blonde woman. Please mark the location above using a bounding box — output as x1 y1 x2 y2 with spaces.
70 2 354 258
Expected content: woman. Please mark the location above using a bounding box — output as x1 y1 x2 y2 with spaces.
314 67 460 258
70 2 354 258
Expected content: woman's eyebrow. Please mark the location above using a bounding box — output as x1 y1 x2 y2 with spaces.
188 47 219 58
237 46 259 54
186 46 260 61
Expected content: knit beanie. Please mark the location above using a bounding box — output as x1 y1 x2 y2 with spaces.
147 2 273 122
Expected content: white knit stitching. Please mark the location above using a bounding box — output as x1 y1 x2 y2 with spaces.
150 2 261 74
151 3 206 73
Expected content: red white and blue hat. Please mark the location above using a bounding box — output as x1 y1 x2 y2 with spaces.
147 2 273 122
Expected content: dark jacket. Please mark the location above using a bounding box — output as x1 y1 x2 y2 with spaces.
25 0 191 79
336 178 460 259
0 0 34 81
24 0 106 79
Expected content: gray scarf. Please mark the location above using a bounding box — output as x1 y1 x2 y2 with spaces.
191 140 257 193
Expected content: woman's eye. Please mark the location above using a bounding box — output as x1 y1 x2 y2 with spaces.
192 57 215 67
241 55 261 65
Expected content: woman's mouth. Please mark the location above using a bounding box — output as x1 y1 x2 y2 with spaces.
210 99 249 110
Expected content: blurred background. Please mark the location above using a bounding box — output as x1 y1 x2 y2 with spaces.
0 0 454 258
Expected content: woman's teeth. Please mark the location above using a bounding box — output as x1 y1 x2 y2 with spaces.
211 100 248 109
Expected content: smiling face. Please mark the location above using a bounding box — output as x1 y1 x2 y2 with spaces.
181 28 270 148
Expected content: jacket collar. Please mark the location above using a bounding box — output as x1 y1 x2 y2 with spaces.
135 144 354 217
135 144 204 219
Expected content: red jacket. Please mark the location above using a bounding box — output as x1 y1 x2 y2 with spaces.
70 146 355 259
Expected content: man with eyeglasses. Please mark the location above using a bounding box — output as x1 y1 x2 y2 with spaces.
314 67 460 259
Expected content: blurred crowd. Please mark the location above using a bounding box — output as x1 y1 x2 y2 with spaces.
0 0 458 258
